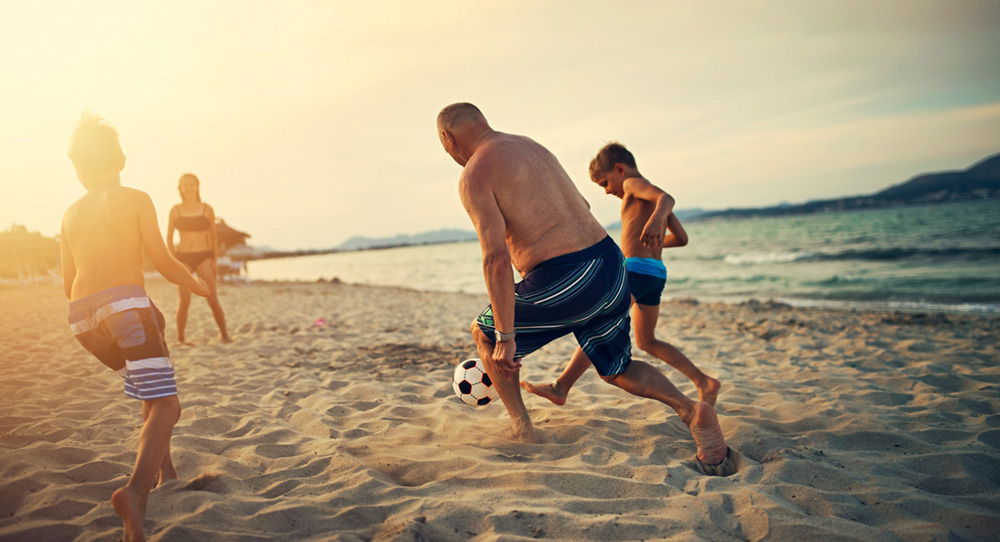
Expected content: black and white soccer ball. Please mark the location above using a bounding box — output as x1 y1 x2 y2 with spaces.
452 358 498 406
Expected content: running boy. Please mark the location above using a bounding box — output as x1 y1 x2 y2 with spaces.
522 142 721 406
61 113 209 542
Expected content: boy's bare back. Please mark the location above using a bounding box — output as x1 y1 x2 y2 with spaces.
619 180 664 260
62 186 159 300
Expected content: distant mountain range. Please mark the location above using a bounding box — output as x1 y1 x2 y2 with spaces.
260 152 1000 255
336 228 478 251
694 151 1000 220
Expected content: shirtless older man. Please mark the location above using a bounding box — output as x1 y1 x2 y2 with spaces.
437 103 728 469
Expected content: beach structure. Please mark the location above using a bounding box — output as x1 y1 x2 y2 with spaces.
214 219 255 282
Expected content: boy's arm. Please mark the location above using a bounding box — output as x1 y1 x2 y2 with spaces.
662 213 689 248
623 177 676 248
165 206 177 256
136 192 210 296
59 218 75 299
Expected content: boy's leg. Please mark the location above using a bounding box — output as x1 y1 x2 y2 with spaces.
195 258 231 343
112 395 180 542
599 359 728 466
142 400 177 486
632 303 721 406
176 286 191 344
521 346 590 405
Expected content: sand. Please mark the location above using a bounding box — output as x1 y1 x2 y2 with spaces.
1 279 998 541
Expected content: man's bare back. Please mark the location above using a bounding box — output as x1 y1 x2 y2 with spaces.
460 132 607 275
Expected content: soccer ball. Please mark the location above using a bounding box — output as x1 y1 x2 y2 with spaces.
452 358 498 407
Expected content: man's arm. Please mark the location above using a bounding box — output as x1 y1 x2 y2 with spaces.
623 177 676 247
459 171 520 377
662 213 689 248
59 218 75 299
135 192 209 296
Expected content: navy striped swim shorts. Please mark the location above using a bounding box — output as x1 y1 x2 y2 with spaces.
68 285 177 401
476 235 633 376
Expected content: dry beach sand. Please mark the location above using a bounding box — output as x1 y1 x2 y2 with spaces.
1 279 998 541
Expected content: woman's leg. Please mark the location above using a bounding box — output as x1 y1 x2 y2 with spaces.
195 256 231 343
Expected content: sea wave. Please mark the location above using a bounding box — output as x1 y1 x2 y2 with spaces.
722 246 1000 265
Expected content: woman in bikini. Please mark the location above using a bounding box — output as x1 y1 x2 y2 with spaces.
166 173 232 343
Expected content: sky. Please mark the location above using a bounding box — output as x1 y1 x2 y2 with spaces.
1 1 998 250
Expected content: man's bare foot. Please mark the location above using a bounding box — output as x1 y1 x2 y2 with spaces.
111 487 146 542
685 402 728 465
520 380 567 406
698 377 722 406
509 420 542 444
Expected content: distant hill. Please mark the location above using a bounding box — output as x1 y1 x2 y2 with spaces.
336 228 478 251
697 152 1000 220
0 225 60 279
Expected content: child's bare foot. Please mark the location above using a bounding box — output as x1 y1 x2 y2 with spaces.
111 486 146 542
698 377 722 406
685 402 728 465
520 380 567 405
154 461 177 488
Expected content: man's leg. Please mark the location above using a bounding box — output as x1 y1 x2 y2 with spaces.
600 359 728 465
632 303 721 406
471 321 539 443
521 346 590 405
112 395 181 542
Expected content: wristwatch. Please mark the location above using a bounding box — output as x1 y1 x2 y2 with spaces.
494 329 517 343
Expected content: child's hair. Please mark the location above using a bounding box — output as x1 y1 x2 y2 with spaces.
589 142 637 179
178 173 202 203
67 112 123 177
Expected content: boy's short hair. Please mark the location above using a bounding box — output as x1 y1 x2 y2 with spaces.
589 142 637 179
68 112 123 177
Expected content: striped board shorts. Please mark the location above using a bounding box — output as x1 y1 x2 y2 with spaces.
476 235 633 377
68 285 177 401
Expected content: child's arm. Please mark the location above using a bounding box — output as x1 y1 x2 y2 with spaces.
59 219 75 299
623 177 676 248
165 206 177 256
136 192 210 296
662 213 688 248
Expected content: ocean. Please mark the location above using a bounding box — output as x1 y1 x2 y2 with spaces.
246 200 1000 314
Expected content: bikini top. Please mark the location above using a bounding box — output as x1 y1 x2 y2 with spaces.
175 205 211 232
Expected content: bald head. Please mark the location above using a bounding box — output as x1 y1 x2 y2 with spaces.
437 102 493 166
437 102 488 132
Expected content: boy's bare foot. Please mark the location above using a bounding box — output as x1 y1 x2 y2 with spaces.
520 380 567 405
685 402 728 465
698 377 722 406
154 463 177 488
111 486 146 542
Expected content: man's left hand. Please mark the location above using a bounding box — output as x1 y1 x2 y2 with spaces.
492 339 522 380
